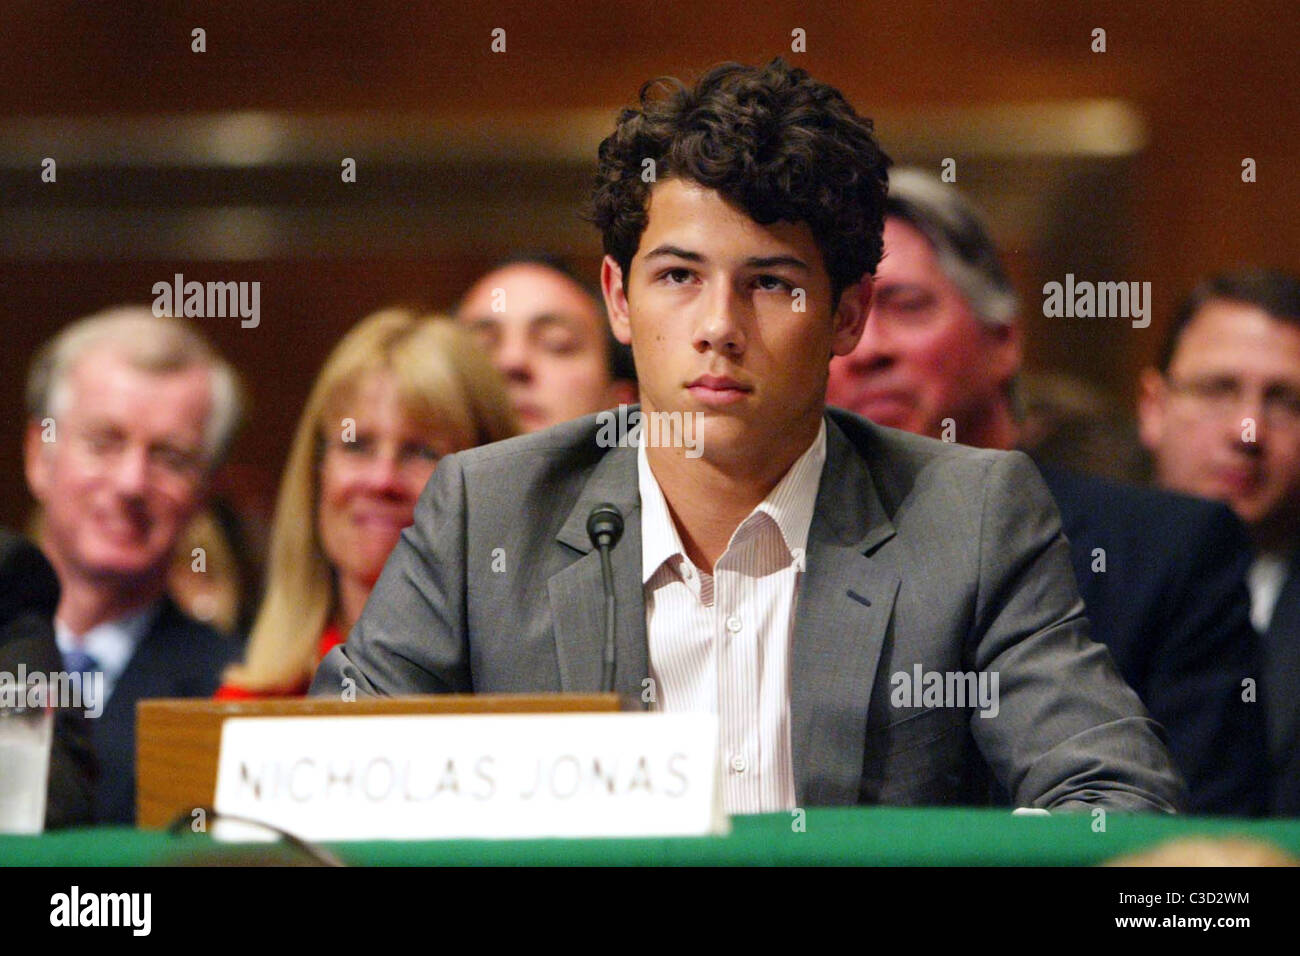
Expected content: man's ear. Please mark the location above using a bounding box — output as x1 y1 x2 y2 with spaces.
601 256 632 346
23 419 51 502
830 278 869 357
1136 367 1168 451
986 319 1023 386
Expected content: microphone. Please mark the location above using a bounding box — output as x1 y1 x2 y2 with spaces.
586 504 624 693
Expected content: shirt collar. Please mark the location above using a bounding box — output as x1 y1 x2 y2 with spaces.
638 441 690 585
638 417 827 583
55 600 160 687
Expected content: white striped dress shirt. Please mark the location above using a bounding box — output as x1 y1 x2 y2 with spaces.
638 420 827 815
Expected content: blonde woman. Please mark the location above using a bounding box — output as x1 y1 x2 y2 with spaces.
217 310 518 698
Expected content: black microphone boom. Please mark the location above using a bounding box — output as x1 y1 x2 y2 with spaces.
586 503 624 694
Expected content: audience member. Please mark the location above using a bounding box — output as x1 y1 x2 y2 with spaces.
23 306 242 823
1137 270 1300 813
457 254 636 431
0 528 96 829
217 310 517 698
827 169 1268 815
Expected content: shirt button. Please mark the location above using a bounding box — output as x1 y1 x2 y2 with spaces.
726 615 742 634
730 754 748 773
682 565 694 581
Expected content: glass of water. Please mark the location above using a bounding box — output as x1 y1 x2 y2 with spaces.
0 694 53 834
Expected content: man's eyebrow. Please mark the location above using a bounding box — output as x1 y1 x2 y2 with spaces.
643 245 704 262
150 436 203 455
643 246 809 273
876 282 931 296
465 315 501 330
529 312 586 333
745 255 809 272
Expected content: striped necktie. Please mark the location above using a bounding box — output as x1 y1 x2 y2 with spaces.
63 647 99 677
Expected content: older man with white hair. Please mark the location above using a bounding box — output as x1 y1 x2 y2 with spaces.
23 306 243 824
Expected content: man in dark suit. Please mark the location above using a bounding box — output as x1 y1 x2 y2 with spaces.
827 169 1268 815
315 60 1184 815
1138 270 1300 814
23 306 242 823
0 528 95 828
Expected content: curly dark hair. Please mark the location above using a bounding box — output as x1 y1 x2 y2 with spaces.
587 58 891 306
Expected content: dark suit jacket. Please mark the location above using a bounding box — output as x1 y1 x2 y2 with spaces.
92 598 237 824
0 529 96 828
1036 466 1269 816
1261 549 1300 814
314 409 1186 813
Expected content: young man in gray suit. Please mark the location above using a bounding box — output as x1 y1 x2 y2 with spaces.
314 59 1185 815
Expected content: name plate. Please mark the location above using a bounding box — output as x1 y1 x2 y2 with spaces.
213 712 727 841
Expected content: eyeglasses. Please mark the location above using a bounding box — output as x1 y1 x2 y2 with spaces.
71 427 206 486
319 435 444 475
1166 375 1300 429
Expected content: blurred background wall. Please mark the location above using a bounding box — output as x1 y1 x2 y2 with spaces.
0 0 1296 530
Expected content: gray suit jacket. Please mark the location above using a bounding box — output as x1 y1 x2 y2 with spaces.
312 407 1186 812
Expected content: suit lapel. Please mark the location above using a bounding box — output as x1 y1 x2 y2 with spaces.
548 442 648 699
542 412 901 787
99 600 169 727
1264 548 1300 752
1266 548 1300 642
791 419 899 805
